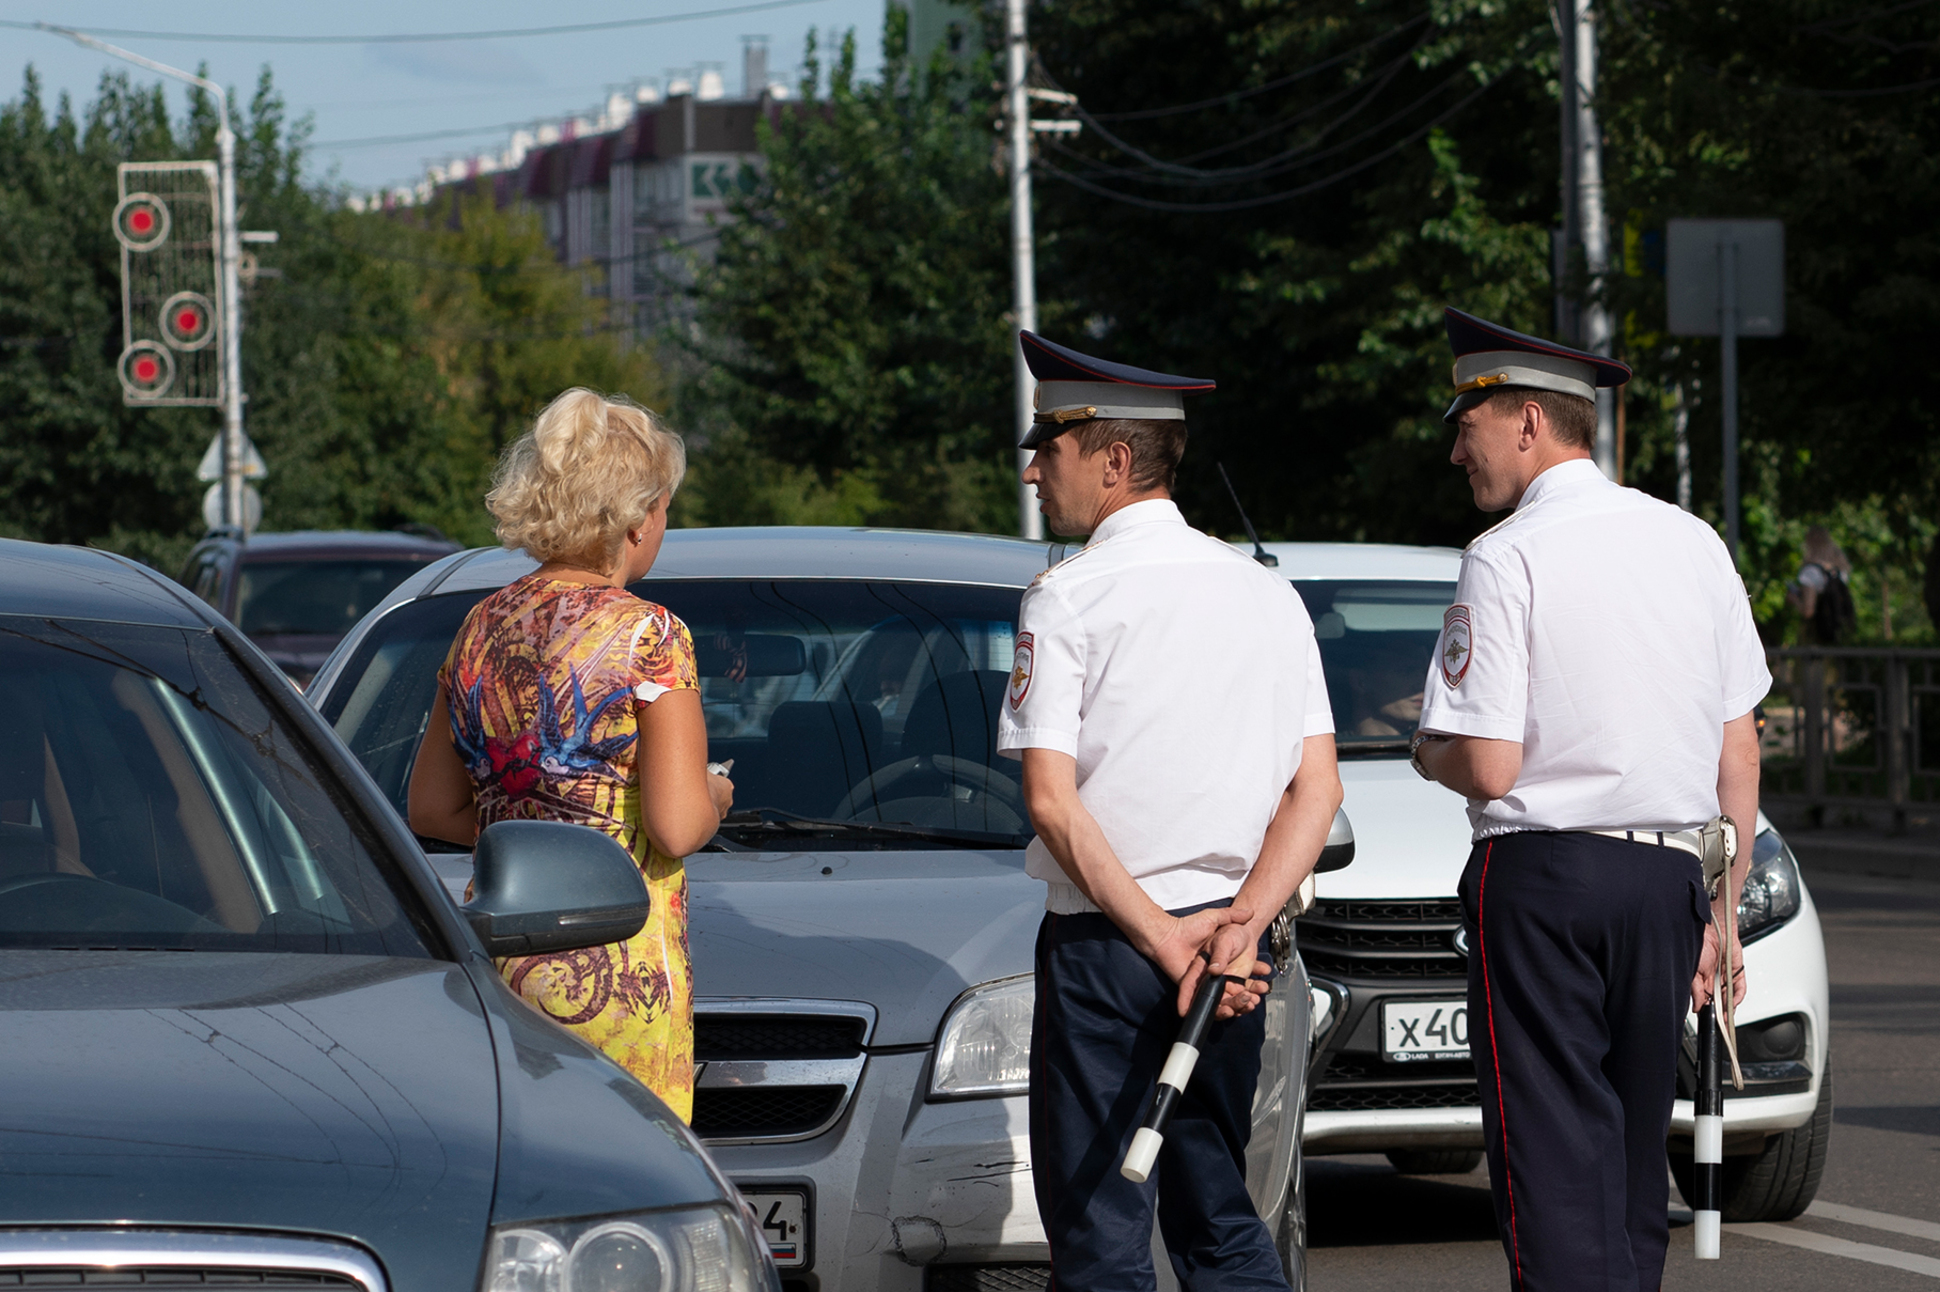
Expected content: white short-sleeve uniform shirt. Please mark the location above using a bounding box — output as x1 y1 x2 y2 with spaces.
996 499 1334 914
1419 459 1772 841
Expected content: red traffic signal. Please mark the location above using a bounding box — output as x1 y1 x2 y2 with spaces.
112 193 171 252
159 291 217 351
118 342 175 400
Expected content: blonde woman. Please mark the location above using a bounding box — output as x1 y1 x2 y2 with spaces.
408 388 732 1122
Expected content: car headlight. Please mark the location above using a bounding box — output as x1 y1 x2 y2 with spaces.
1737 829 1802 943
929 973 1033 1099
483 1204 776 1292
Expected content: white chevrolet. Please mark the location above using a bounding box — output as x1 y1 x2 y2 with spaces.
1253 541 1831 1221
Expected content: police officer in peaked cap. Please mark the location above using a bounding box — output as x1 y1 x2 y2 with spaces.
1411 308 1769 1290
996 331 1343 1292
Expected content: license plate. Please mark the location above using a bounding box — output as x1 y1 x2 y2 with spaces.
742 1188 810 1268
1382 999 1470 1062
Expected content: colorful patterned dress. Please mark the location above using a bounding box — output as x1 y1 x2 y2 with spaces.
440 574 701 1121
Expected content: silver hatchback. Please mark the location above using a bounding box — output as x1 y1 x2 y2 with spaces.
308 527 1323 1292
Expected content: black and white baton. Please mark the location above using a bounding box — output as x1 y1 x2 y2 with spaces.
1121 972 1243 1183
1693 1002 1725 1259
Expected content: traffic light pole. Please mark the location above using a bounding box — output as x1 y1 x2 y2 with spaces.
44 25 247 531
1005 0 1043 541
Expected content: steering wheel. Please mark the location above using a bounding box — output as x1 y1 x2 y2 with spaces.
830 754 1025 821
0 872 104 899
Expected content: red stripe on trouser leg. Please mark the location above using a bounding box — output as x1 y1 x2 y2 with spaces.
1477 841 1524 1290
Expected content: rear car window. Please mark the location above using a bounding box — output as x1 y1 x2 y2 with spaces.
0 615 435 955
236 559 436 636
322 580 1025 840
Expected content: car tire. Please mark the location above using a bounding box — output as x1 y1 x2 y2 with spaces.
1276 1149 1307 1292
1670 1067 1832 1222
1384 1149 1483 1175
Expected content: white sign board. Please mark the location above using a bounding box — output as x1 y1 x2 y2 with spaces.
1666 219 1785 337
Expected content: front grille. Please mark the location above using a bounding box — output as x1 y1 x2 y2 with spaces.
692 1085 846 1138
1307 1052 1479 1113
696 1015 865 1061
1297 898 1466 980
926 1267 1051 1292
0 1274 359 1290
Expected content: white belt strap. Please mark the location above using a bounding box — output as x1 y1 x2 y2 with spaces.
1585 828 1705 861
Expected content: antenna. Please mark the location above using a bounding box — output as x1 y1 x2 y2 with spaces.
1218 462 1278 568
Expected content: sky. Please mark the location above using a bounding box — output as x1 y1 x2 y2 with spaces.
1 0 885 192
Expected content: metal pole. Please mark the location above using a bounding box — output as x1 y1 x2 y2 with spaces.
1553 1 1576 343
1005 0 1043 540
1720 239 1740 563
1572 0 1617 478
44 25 246 531
1673 381 1692 511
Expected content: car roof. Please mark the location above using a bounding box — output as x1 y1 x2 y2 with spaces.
419 527 1070 596
1248 541 1463 582
0 539 212 627
230 530 462 561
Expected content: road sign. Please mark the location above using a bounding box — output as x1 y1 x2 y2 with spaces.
1667 220 1784 337
201 482 261 534
1665 218 1784 563
195 431 266 482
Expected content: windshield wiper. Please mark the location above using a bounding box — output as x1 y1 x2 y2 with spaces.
712 807 1032 849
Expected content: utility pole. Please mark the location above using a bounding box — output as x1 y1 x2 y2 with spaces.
1004 0 1043 540
1555 0 1616 477
48 25 248 530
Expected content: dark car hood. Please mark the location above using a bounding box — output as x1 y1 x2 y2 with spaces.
688 849 1041 1045
0 952 498 1287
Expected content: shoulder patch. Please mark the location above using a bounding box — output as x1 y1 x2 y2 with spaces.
1008 632 1036 709
1440 605 1473 688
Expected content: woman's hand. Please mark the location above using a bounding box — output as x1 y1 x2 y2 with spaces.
638 690 730 857
407 688 478 846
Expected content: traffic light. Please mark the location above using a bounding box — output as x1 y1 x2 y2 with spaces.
115 162 222 406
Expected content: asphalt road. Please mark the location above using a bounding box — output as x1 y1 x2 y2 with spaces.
1303 837 1940 1290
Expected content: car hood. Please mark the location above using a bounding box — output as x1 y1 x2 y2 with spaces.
688 849 1041 1046
1323 757 1476 900
0 952 498 1287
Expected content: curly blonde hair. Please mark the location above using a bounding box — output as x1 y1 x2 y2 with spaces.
487 389 687 568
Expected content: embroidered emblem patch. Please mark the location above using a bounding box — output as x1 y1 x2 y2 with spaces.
1440 605 1473 688
1009 632 1035 710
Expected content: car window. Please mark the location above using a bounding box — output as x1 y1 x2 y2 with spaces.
1291 580 1456 753
0 615 436 955
235 559 435 636
189 555 224 607
322 581 1026 843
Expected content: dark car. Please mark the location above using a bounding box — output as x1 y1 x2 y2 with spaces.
0 539 779 1292
179 529 460 686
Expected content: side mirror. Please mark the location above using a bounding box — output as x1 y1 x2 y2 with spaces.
1316 808 1355 873
465 821 649 957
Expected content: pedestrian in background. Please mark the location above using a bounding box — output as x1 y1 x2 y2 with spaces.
999 331 1342 1292
1411 309 1765 1292
407 387 733 1122
1786 525 1856 644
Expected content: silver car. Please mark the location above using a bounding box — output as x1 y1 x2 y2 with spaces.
308 527 1340 1292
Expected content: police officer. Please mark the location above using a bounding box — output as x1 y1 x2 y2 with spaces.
996 331 1342 1292
1411 308 1766 1291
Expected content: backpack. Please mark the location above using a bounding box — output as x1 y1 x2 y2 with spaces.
1806 563 1857 644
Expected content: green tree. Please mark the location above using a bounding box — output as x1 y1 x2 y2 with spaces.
679 7 1017 531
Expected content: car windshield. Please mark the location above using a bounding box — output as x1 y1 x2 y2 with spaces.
0 616 434 954
236 559 435 636
321 579 1029 848
1290 580 1456 753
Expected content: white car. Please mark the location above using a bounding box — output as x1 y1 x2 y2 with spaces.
1246 541 1831 1221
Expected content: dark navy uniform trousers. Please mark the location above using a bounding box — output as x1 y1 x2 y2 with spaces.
1460 831 1710 1292
1030 901 1286 1292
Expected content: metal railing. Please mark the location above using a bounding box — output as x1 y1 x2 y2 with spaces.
1761 647 1940 829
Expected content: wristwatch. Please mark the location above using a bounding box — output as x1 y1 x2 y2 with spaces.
1409 730 1445 781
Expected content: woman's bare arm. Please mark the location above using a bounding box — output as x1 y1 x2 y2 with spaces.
407 689 478 845
637 690 732 858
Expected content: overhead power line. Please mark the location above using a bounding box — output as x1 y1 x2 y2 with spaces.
314 121 550 150
2 1 828 46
